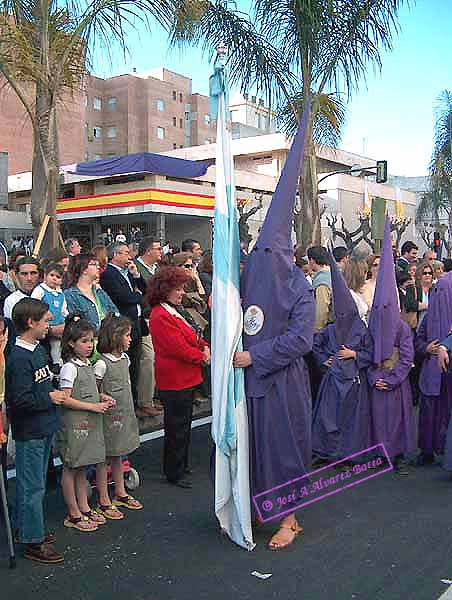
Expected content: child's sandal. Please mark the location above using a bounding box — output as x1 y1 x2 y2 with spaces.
96 504 124 520
82 510 107 525
64 515 98 532
113 494 143 510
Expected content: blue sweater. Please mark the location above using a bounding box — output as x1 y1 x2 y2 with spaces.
5 343 60 441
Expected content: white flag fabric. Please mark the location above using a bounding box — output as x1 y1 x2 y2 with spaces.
210 58 255 551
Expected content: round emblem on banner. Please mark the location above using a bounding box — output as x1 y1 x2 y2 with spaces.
244 305 265 336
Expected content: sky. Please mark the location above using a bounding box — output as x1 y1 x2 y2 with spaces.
94 0 452 178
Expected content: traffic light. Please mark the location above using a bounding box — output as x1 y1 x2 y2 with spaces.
433 231 441 249
376 160 388 184
433 231 442 259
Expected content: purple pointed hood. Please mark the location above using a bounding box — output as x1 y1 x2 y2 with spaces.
328 251 359 346
419 271 452 395
368 215 400 364
241 103 311 351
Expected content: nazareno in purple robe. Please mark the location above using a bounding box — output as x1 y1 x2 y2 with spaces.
241 103 314 502
415 273 452 454
367 319 415 458
367 215 415 459
246 271 315 498
415 272 452 455
312 322 373 460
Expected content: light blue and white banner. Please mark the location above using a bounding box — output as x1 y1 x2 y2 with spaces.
210 54 254 551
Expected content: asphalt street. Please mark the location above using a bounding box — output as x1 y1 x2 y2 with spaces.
2 421 452 600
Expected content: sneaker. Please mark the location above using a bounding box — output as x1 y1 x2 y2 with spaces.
23 543 64 564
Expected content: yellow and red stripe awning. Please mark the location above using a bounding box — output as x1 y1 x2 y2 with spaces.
57 187 215 215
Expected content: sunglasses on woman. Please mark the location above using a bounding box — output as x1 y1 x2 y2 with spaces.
423 271 433 276
184 263 193 269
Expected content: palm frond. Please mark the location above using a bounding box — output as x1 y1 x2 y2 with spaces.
277 91 347 146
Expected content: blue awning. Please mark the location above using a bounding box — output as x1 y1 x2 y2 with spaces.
62 151 213 179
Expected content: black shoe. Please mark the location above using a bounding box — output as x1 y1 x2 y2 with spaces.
168 478 192 489
395 458 409 475
417 452 435 466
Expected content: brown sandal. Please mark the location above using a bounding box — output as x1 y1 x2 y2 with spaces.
267 522 303 551
113 495 143 510
64 515 98 532
96 504 124 520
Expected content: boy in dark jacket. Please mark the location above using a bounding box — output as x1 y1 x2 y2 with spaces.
5 298 65 564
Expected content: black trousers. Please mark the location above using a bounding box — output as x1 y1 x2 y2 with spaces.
159 388 194 483
127 320 142 406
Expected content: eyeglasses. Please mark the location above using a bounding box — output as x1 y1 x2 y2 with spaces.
423 271 433 276
183 264 193 269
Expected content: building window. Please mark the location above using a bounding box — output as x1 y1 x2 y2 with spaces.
179 93 183 103
107 97 117 109
93 96 102 111
172 90 177 101
94 154 102 160
83 95 88 108
179 118 183 128
157 126 165 140
173 143 177 149
93 126 102 138
173 116 177 127
107 127 117 138
204 114 211 126
157 99 165 112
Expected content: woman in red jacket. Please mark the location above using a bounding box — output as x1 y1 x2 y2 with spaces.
148 267 210 489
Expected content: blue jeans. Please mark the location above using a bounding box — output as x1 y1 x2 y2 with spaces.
15 435 53 544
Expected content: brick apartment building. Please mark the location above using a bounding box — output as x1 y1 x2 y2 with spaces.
0 67 216 175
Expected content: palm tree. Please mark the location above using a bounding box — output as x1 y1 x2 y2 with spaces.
181 0 406 250
0 0 195 248
417 90 452 239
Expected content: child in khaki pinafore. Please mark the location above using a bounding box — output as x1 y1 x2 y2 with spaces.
58 316 116 531
94 314 142 517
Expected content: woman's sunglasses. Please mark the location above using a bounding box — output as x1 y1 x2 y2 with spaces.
423 271 433 276
184 264 193 269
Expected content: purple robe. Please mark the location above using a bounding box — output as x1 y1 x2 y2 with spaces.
245 270 315 498
312 321 373 460
367 320 415 458
416 316 452 454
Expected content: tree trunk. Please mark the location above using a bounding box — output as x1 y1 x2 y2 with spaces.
294 113 320 251
30 81 59 254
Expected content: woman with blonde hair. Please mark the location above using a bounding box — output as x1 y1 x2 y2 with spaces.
361 254 380 311
343 257 369 320
91 245 108 274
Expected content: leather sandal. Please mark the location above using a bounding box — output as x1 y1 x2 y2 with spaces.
64 515 98 532
96 504 124 520
82 510 107 525
267 522 303 551
113 495 143 510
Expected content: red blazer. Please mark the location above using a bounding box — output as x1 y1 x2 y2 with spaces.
149 304 208 391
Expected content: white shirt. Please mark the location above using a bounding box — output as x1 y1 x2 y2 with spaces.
15 337 38 351
94 352 130 379
60 357 91 389
4 290 28 319
350 289 369 322
115 234 127 243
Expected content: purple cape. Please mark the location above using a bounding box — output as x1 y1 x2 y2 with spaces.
312 323 373 459
241 105 315 497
